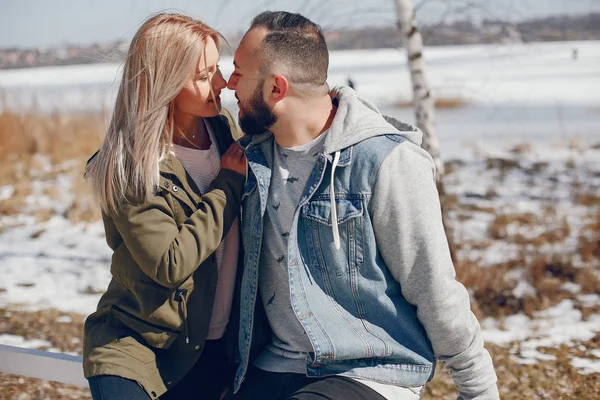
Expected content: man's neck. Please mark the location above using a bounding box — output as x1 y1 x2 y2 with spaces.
271 96 336 148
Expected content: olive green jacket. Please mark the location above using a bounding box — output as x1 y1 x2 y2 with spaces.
83 109 244 399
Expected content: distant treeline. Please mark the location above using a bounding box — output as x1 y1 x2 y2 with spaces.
324 12 600 50
1 13 599 69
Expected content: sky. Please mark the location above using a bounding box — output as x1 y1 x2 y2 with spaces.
1 0 599 48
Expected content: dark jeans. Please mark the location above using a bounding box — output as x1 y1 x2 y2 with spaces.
223 365 386 400
89 375 149 400
89 338 230 400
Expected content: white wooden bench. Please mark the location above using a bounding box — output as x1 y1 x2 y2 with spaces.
0 344 87 387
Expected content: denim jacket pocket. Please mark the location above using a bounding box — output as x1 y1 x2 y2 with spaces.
302 197 363 226
301 196 365 277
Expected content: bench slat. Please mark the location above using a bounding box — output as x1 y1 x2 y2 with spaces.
0 344 87 387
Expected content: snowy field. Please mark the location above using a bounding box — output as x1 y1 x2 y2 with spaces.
1 39 599 158
1 40 599 384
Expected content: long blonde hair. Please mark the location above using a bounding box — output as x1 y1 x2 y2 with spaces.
85 13 222 214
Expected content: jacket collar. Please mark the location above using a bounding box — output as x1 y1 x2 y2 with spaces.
158 114 234 201
323 146 352 166
244 130 353 167
158 153 202 205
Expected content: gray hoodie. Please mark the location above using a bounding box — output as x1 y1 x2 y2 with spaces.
327 86 499 399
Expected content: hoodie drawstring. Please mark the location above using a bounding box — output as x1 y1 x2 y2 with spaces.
330 151 341 250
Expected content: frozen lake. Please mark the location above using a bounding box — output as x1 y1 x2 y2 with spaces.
1 40 599 157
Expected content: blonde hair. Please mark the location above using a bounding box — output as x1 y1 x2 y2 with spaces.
85 13 222 214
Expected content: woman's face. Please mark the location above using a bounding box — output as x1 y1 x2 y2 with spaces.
173 36 227 118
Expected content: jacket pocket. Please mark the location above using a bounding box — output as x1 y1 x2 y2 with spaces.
302 197 363 226
100 317 156 364
109 305 181 349
109 243 196 350
301 196 365 277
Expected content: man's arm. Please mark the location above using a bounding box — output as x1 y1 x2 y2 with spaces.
369 139 499 400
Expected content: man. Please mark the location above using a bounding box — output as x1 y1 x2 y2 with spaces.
226 11 499 400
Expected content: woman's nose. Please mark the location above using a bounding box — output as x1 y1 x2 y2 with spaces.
214 70 227 90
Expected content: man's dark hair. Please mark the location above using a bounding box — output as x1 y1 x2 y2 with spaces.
250 11 328 88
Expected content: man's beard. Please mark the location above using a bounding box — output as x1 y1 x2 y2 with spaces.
238 85 277 136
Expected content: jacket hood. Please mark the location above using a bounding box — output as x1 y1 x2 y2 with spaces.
323 85 422 153
322 86 423 250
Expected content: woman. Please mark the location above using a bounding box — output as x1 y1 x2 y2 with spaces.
83 13 245 399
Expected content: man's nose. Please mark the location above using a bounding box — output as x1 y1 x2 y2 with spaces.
227 75 236 90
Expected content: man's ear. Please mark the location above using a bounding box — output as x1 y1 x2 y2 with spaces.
268 75 289 104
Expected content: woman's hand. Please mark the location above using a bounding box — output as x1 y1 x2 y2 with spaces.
221 142 246 176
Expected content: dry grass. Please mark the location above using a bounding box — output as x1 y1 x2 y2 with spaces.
0 111 105 165
443 159 465 176
455 261 523 319
1 307 598 400
0 111 104 223
0 375 90 400
0 308 90 400
454 234 599 320
576 191 600 207
486 157 520 171
448 151 600 320
510 142 533 155
460 203 497 214
487 212 539 239
393 96 467 109
0 308 85 354
423 341 600 400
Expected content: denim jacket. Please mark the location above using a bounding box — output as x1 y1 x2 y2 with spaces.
234 87 499 399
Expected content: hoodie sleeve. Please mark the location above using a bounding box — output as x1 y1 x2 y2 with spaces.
370 140 499 400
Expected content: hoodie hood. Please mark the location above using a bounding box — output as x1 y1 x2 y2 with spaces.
323 85 422 154
323 86 423 250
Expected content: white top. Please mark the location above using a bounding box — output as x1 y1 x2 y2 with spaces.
170 119 240 340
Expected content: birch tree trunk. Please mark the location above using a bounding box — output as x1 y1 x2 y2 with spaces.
393 0 456 257
393 0 443 179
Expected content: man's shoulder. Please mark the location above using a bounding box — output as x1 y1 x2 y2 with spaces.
351 133 408 160
351 134 434 174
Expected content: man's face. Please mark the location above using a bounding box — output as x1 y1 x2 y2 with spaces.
237 80 277 136
227 28 277 135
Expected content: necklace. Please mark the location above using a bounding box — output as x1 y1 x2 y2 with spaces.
175 119 211 150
